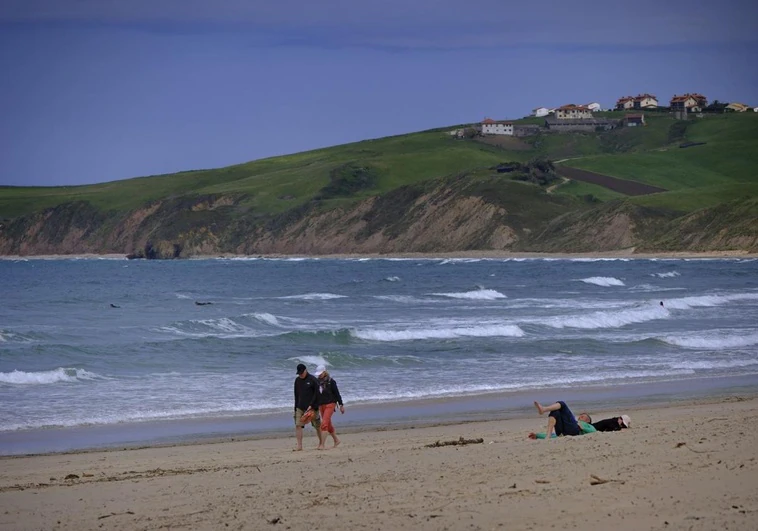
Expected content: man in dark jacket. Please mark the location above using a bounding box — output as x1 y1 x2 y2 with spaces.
294 363 324 451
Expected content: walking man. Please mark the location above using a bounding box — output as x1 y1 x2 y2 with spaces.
294 363 324 451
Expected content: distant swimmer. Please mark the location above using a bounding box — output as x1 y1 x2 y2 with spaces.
110 303 120 308
660 301 664 307
195 301 213 306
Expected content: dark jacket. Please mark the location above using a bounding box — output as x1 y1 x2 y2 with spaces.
592 417 623 432
294 373 320 411
318 377 343 407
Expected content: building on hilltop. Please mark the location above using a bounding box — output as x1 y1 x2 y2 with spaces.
725 102 749 112
623 114 646 127
670 94 701 113
555 104 594 120
585 102 602 112
544 117 618 132
532 107 553 118
481 118 514 136
615 96 635 111
633 94 658 109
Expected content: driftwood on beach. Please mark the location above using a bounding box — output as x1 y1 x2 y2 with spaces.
425 436 484 448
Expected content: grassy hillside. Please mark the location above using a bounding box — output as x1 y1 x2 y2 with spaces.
1 113 756 223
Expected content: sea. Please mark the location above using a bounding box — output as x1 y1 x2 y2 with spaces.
1 256 758 455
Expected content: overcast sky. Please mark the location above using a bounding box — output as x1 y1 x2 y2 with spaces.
1 0 756 186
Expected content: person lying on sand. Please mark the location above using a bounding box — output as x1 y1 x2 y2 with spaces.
577 412 631 432
528 401 632 439
528 400 595 440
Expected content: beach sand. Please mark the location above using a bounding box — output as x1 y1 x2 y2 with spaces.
1 397 757 530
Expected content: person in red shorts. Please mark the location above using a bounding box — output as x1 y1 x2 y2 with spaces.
315 365 345 449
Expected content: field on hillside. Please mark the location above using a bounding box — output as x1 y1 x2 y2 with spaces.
563 113 758 210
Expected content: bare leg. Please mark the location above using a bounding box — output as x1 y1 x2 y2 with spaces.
534 401 562 415
331 432 341 448
295 426 304 450
316 428 325 450
545 415 556 440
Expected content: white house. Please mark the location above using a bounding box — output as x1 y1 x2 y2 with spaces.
633 94 658 109
615 96 635 110
481 118 514 135
585 102 602 112
532 107 551 118
555 104 593 120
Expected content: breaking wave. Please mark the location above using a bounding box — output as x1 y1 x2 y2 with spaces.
352 324 524 341
431 289 506 300
660 331 758 349
578 277 625 287
0 368 104 385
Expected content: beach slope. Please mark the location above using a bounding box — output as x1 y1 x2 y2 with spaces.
1 397 756 530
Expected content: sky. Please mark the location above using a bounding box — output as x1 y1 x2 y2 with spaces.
1 0 756 186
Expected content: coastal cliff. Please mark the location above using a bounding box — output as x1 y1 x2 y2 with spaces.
2 113 757 257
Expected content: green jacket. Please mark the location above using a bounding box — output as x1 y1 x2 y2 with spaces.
534 420 596 439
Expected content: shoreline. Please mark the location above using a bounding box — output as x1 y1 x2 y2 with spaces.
1 249 757 261
1 395 756 530
3 374 757 457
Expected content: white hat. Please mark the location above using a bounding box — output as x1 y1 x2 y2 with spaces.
620 415 631 428
315 365 326 377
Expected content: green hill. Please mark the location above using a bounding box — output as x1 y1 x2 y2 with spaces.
1 112 757 256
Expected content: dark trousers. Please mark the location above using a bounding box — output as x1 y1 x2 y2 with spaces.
549 401 581 436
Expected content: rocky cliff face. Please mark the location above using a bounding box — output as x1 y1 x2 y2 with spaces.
1 180 757 257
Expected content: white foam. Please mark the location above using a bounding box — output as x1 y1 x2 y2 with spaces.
374 295 424 303
668 359 758 370
661 331 758 349
663 293 758 310
540 305 669 329
577 276 625 287
651 271 680 278
197 317 249 334
383 276 401 282
280 293 347 300
0 368 103 385
247 313 280 326
352 324 525 341
431 289 507 300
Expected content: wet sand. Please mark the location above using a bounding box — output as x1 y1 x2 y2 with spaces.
1 395 757 530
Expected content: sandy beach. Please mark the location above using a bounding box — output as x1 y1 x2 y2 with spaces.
1 396 756 531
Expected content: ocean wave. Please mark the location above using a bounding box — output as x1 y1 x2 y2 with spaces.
651 271 680 278
279 293 347 300
0 367 103 385
243 312 281 326
663 293 758 310
431 289 506 300
667 359 758 370
382 276 401 282
539 305 668 329
374 295 426 303
352 324 524 341
660 331 758 349
577 276 625 287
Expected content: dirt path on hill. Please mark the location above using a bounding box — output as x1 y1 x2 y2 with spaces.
556 166 666 196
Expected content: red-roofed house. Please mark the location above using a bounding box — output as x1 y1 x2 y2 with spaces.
615 96 635 111
670 94 700 112
555 104 593 120
633 94 658 109
481 118 514 136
